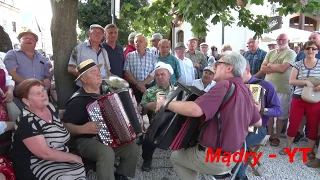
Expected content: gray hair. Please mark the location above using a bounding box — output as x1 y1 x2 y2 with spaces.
134 33 148 43
220 51 246 77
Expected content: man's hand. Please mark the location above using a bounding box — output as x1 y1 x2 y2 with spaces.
313 85 320 92
254 102 261 112
138 104 143 114
81 121 101 134
2 90 13 103
155 97 166 112
136 82 146 93
193 62 200 68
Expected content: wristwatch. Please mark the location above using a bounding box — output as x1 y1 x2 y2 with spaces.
263 108 268 115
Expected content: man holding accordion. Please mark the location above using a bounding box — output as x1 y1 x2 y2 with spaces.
156 52 262 180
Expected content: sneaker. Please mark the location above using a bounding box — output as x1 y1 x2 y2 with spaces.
293 132 304 143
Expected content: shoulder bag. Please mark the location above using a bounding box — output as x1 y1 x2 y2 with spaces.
299 60 320 103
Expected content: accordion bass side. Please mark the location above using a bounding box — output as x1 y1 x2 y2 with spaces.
86 88 144 148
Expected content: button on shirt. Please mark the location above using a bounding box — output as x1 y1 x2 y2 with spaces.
176 57 195 86
124 50 157 82
192 79 216 92
4 50 50 81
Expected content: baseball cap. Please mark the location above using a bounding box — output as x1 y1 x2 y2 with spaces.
153 62 174 75
203 66 215 74
90 24 104 33
128 32 137 41
150 33 163 41
174 42 186 50
200 42 209 46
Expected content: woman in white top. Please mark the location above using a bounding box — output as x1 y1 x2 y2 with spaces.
281 40 320 162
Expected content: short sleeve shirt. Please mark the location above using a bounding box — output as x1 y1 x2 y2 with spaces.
141 85 176 105
158 54 181 84
4 49 50 81
194 77 261 153
243 48 267 75
264 47 296 94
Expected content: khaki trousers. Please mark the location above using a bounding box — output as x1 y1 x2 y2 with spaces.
170 145 236 180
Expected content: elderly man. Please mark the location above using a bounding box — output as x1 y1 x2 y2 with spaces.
139 62 176 172
156 51 262 179
63 59 139 180
124 32 137 59
255 33 296 147
267 42 277 51
4 28 50 91
192 66 216 92
296 32 320 61
102 24 125 78
149 33 163 57
243 38 267 77
124 33 157 103
158 39 181 84
236 60 283 180
175 42 195 86
68 24 111 87
199 42 210 60
185 38 208 79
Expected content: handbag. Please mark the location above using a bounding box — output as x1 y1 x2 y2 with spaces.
0 156 16 180
299 61 320 103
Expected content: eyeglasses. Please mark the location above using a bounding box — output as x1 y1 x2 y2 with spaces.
276 39 287 41
304 47 318 51
215 61 231 67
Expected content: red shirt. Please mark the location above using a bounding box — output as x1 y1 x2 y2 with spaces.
124 45 136 60
195 77 260 153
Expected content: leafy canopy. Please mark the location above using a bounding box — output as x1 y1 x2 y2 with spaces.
127 0 320 39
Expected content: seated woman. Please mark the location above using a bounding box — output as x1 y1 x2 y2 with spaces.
10 79 86 180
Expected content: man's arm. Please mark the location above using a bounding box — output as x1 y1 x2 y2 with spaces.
124 70 139 85
8 69 25 84
267 62 291 73
167 101 204 117
68 46 79 76
264 82 283 117
68 65 79 77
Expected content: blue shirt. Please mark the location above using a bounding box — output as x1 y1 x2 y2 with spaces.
158 54 181 84
247 77 283 126
102 42 125 78
243 48 267 76
4 49 50 82
295 50 320 62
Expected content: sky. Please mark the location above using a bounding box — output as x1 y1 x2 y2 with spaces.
15 0 52 29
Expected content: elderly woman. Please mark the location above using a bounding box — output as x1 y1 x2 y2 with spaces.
10 79 86 180
280 40 320 159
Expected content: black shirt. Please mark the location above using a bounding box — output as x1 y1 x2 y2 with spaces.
102 42 125 78
63 88 100 139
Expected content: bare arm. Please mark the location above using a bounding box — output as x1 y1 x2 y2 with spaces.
254 61 268 78
124 70 139 85
289 67 309 86
142 102 156 112
68 65 79 77
267 62 291 73
252 119 262 127
142 75 154 85
23 135 82 163
166 101 204 117
8 69 25 84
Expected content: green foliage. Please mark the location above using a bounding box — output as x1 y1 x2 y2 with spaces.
130 0 320 39
78 0 148 47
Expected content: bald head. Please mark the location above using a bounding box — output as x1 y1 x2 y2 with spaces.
276 33 289 48
309 33 320 41
247 37 259 52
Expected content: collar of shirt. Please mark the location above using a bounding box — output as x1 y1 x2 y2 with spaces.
247 48 261 55
247 76 257 84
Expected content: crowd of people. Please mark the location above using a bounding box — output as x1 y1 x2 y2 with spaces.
0 23 319 180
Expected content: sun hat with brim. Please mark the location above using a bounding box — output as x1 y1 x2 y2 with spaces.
75 59 102 81
17 28 38 42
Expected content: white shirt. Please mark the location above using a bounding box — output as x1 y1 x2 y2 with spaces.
192 79 216 92
176 57 195 86
0 58 15 87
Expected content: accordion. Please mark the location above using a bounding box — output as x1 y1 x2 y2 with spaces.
146 82 205 150
247 84 265 134
86 88 145 148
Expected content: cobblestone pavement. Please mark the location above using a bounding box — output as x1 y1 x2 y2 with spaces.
130 138 320 180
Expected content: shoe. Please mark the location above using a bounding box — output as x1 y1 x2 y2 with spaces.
235 176 248 180
293 132 304 143
114 172 128 180
306 158 320 168
141 160 152 172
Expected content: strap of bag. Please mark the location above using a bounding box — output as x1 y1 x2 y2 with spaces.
299 60 305 80
101 47 111 77
217 82 236 148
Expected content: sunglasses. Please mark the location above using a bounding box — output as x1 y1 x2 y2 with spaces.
304 47 318 51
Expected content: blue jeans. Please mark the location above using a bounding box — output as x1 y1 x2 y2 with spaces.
236 126 267 178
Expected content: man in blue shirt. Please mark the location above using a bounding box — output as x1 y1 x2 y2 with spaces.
102 24 125 78
236 60 283 180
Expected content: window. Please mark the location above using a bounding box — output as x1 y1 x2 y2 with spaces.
177 30 184 43
12 22 16 32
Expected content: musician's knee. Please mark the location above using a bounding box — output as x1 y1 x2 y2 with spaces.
125 142 140 157
170 151 180 164
96 145 115 162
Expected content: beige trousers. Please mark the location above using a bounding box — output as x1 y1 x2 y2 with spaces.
170 145 237 180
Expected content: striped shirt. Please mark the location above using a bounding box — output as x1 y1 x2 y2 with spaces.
292 59 320 95
124 50 157 82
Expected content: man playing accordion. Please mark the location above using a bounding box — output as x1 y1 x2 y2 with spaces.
63 59 139 180
156 52 262 179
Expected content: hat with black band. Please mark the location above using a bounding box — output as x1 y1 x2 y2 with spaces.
75 59 102 81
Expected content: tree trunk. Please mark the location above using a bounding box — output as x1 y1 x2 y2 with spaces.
50 0 78 109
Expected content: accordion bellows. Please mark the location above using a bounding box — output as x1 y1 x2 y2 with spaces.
87 89 144 148
247 84 264 104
